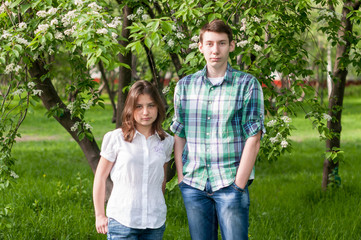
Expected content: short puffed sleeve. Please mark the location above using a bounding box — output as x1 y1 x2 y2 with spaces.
100 130 121 162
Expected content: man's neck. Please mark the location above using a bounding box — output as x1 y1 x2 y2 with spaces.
206 64 227 78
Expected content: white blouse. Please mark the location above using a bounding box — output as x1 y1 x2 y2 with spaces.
100 128 174 229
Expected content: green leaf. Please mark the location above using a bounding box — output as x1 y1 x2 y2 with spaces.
161 21 173 33
144 37 152 48
10 0 22 8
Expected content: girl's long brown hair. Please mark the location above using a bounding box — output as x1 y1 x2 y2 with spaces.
121 80 167 142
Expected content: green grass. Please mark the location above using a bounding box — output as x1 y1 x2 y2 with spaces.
1 86 361 239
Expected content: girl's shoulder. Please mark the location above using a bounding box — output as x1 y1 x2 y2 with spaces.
103 128 124 141
162 131 174 145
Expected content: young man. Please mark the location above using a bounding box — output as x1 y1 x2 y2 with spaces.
170 19 265 240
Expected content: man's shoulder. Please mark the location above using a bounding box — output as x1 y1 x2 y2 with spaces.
229 67 256 81
178 70 203 85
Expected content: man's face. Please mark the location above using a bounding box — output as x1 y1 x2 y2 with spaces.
199 31 235 71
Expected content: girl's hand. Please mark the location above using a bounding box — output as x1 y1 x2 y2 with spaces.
95 215 108 234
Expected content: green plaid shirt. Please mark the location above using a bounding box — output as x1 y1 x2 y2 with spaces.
170 64 265 191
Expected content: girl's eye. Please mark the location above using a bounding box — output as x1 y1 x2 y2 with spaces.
136 105 142 109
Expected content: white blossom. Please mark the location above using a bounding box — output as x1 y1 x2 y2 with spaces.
19 22 27 30
112 32 118 39
67 102 75 114
270 137 279 144
62 10 78 27
162 86 170 94
189 43 198 49
28 82 36 89
89 2 102 10
127 14 136 21
191 35 199 42
323 113 332 121
35 24 50 34
81 103 91 110
4 63 15 74
14 65 22 73
0 4 5 14
13 89 24 96
237 40 248 48
240 18 247 32
10 171 19 179
33 90 43 96
55 31 65 40
64 26 76 36
16 37 30 46
50 19 59 26
96 28 108 34
36 10 48 17
71 122 80 132
267 120 277 127
176 32 185 39
142 14 150 21
48 48 54 55
167 39 175 48
84 123 93 130
108 17 122 28
281 140 288 148
171 25 177 31
281 116 292 123
253 44 262 52
251 16 261 24
47 7 57 15
1 30 12 39
136 7 143 15
74 0 84 6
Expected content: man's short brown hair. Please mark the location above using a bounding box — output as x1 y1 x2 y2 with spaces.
199 19 233 43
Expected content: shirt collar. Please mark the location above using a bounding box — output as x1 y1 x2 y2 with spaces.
134 129 161 140
201 63 233 85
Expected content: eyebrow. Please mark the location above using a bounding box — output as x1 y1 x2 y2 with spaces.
204 40 227 43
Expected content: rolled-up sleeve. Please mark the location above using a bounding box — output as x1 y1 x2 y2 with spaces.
170 83 186 138
241 78 266 139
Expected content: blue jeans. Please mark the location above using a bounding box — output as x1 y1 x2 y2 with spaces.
179 180 250 240
107 218 165 240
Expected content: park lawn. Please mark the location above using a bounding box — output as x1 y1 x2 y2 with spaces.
1 87 361 239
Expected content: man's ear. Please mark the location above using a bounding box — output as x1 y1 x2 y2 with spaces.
229 40 235 52
198 41 203 53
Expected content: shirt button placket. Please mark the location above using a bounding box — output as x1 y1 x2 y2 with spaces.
141 136 149 227
205 86 213 178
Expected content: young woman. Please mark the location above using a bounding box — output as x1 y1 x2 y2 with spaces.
93 80 174 239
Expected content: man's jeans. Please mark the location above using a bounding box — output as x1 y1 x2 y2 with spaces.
179 179 250 240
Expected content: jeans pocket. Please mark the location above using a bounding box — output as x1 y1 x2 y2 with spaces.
231 182 246 193
178 180 185 188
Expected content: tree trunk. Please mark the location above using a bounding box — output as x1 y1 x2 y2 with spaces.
322 1 360 190
98 61 117 123
326 43 333 99
116 5 133 129
29 59 113 197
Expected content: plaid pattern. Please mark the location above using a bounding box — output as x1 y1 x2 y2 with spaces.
170 64 265 191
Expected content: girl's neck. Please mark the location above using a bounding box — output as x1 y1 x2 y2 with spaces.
136 125 154 139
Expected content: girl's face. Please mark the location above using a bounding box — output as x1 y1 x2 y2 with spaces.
133 94 158 132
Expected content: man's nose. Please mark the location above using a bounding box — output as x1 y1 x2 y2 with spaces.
212 44 219 53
